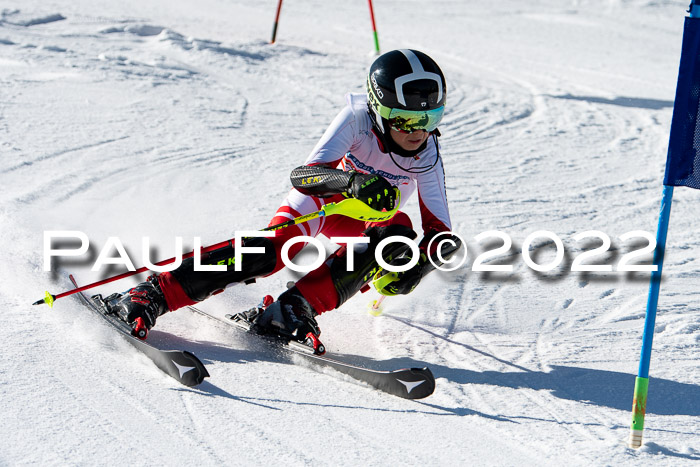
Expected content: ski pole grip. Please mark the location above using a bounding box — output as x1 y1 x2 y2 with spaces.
372 270 400 296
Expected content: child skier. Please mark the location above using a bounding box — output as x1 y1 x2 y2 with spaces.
104 49 461 353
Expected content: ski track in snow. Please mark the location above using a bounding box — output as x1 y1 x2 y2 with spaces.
1 1 699 465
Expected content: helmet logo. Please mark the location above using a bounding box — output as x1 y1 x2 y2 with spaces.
421 102 427 107
370 73 384 99
394 49 443 107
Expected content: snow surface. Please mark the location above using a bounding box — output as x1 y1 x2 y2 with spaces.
1 0 699 465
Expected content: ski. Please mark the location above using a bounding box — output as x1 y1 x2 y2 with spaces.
69 275 209 387
187 305 435 399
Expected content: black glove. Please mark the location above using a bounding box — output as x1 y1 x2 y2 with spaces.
346 172 396 211
376 232 463 296
377 255 427 295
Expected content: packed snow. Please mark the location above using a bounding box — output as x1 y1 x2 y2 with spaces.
1 0 698 465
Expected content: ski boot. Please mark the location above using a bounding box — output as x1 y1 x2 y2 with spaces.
230 294 275 330
101 276 169 340
231 288 325 355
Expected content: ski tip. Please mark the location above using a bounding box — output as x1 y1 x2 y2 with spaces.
177 351 210 386
393 367 435 399
33 291 55 308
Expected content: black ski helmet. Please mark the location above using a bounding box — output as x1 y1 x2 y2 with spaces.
367 49 446 138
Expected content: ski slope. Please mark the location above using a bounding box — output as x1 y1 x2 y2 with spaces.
1 0 699 464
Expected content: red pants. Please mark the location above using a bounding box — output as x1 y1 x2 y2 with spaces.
159 191 411 314
266 193 411 314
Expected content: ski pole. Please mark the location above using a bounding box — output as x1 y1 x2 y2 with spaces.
33 242 228 308
33 190 400 307
263 190 400 232
368 294 386 316
366 267 402 316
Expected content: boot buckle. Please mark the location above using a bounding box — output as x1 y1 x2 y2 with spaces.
303 332 325 355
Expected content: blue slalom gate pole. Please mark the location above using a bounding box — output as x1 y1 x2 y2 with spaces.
628 185 673 448
628 0 700 448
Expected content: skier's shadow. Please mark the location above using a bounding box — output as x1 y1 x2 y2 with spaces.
146 328 287 366
426 363 700 417
377 315 700 417
330 351 700 418
149 318 700 420
151 328 513 419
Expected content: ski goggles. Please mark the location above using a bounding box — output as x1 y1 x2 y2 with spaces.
380 104 445 134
